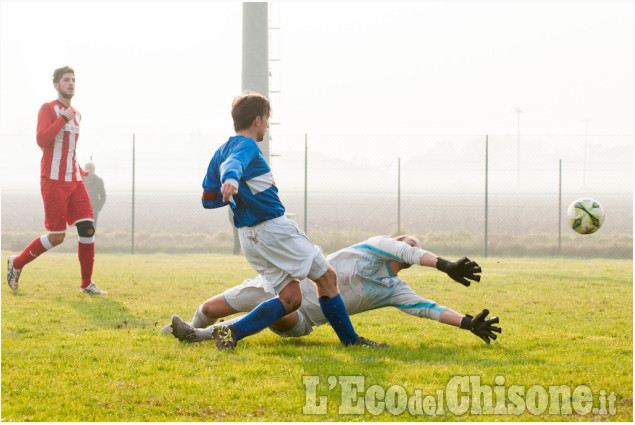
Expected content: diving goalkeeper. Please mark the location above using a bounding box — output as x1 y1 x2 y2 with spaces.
166 235 501 346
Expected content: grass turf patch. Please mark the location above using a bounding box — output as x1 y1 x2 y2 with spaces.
1 252 632 421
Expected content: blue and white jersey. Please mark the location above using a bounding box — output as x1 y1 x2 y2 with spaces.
298 236 449 327
202 135 285 227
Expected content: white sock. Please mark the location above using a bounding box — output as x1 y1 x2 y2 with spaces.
191 305 217 328
194 328 213 341
40 235 54 250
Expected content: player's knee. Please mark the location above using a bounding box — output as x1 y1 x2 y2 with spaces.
201 296 234 318
280 294 302 313
48 233 66 246
316 266 338 290
287 296 302 312
278 284 302 313
324 266 337 284
76 220 95 238
201 300 216 317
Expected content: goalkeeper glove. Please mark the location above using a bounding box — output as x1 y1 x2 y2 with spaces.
460 309 501 344
436 256 482 286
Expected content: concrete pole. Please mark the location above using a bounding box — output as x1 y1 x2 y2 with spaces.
583 119 589 190
242 2 270 162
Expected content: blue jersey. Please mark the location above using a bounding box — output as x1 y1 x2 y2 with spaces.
202 135 285 227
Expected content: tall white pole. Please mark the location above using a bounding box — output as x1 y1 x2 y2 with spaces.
583 119 589 190
242 2 270 162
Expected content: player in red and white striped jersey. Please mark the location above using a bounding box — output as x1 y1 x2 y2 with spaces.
6 66 107 295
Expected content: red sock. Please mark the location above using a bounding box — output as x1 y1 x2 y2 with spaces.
78 240 95 288
14 236 51 269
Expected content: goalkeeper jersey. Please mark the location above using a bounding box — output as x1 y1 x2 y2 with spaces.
298 236 448 327
202 135 285 227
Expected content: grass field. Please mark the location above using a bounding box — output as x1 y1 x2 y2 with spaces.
1 252 632 421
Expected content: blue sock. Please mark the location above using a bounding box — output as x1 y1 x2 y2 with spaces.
231 298 287 341
318 294 358 345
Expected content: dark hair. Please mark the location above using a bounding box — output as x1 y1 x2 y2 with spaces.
53 66 75 84
231 92 271 132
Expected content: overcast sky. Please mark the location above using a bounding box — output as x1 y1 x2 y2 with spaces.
0 0 633 190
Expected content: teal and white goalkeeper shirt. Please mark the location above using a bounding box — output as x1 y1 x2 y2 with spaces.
299 236 448 327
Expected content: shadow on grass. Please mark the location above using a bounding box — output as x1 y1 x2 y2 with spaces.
60 297 152 329
259 334 542 365
3 290 27 297
266 336 547 383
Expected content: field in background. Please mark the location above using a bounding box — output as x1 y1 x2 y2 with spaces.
2 192 632 258
1 252 632 421
2 134 632 259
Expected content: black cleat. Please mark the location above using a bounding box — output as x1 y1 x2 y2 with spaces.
348 336 389 348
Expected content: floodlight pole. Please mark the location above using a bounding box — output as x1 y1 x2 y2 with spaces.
558 159 562 253
397 157 401 235
242 2 270 162
583 119 589 190
304 134 308 233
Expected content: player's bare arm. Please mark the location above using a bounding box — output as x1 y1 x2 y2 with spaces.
414 251 482 287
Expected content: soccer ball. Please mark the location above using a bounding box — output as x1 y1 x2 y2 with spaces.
567 198 605 234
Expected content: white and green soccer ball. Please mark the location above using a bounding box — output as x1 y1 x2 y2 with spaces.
567 198 605 235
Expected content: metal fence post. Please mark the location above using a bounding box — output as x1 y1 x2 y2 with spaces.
484 135 489 258
132 133 136 255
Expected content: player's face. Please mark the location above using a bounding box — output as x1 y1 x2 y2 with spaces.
255 114 270 142
402 237 421 249
55 73 75 99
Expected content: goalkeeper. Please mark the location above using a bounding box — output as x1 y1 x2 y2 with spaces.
166 235 501 345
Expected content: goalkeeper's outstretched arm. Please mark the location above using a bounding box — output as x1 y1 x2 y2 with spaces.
438 309 501 344
406 252 499 343
417 252 482 287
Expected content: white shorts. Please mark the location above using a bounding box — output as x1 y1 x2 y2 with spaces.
222 276 275 311
238 216 329 294
222 276 315 338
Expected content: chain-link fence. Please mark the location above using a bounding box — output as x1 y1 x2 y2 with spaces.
1 133 632 258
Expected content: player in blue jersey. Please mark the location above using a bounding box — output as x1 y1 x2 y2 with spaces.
195 92 384 350
167 235 501 345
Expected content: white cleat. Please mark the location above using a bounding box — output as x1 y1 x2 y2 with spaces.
81 282 107 295
6 255 21 291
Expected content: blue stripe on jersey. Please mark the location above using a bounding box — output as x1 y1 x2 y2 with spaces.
351 244 405 262
392 302 446 312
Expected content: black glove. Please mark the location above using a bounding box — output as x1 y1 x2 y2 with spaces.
436 257 482 287
460 309 501 344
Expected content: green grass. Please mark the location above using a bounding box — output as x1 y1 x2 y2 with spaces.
3 229 632 258
1 252 632 421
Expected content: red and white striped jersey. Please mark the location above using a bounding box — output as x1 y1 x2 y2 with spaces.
36 100 83 182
